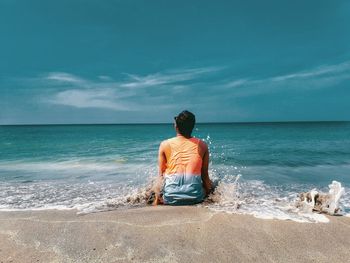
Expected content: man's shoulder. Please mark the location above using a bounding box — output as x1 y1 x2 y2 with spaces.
163 137 178 143
195 138 208 150
160 137 174 147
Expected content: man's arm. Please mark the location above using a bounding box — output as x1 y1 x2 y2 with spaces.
201 142 212 196
158 141 167 177
153 141 167 205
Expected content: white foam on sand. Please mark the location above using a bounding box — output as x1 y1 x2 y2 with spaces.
0 171 347 224
205 176 345 223
0 181 144 211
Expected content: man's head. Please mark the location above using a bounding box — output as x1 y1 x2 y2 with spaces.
174 110 196 137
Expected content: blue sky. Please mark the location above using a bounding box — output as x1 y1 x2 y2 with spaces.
1 0 349 124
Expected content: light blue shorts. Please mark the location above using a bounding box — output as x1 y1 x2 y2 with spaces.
163 174 205 205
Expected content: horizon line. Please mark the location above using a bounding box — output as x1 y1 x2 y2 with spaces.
1 120 349 126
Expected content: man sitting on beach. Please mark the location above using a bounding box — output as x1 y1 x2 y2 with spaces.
153 110 212 205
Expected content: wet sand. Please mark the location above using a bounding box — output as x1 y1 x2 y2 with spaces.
0 206 350 263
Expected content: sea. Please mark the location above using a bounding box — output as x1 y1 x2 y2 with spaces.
0 122 349 223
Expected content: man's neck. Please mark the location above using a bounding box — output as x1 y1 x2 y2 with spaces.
176 133 191 139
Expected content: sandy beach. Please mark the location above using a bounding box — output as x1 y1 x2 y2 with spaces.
0 207 349 263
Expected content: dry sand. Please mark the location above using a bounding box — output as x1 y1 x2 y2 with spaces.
0 206 349 263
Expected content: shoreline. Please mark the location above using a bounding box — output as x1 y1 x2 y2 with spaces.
1 206 350 263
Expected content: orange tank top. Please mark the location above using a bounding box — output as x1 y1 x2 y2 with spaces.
164 136 202 176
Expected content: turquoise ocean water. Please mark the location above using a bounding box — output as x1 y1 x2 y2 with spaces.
0 122 349 221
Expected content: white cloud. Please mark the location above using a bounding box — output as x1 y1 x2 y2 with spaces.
98 75 113 81
41 66 223 111
219 60 350 97
40 61 350 111
224 79 249 88
47 89 130 111
121 66 223 88
269 61 350 82
45 72 85 84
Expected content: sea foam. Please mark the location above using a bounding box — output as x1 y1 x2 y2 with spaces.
0 175 347 223
205 176 346 223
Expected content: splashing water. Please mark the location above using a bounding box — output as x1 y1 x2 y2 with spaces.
296 181 345 215
204 175 346 223
205 174 241 209
74 171 346 224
